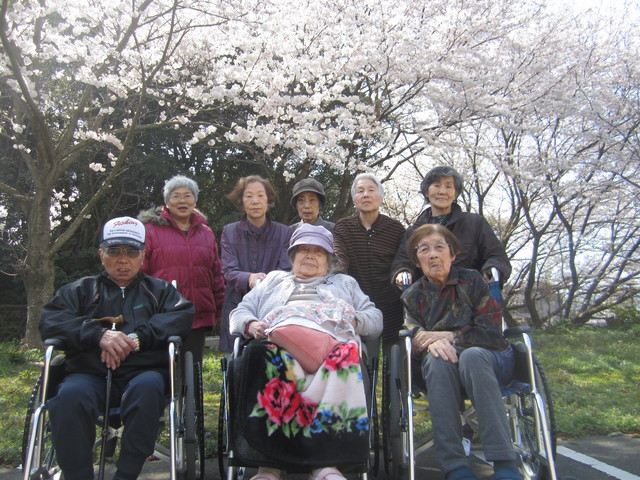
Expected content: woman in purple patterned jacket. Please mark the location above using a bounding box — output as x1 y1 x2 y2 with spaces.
401 224 521 480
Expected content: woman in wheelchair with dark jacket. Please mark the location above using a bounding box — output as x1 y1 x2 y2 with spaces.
230 224 382 480
39 217 194 480
401 224 522 480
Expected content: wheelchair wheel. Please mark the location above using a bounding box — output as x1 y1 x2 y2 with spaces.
368 357 380 477
217 356 247 480
22 373 60 480
22 373 43 468
217 357 228 479
194 360 206 479
388 343 410 479
183 351 205 480
381 352 391 473
511 355 557 480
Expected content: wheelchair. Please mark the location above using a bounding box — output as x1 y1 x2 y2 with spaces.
21 336 205 480
217 335 380 480
383 326 558 480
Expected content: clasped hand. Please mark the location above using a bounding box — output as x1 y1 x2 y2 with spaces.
412 330 458 363
99 330 138 370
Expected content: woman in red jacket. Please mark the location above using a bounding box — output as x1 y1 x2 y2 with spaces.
138 175 225 364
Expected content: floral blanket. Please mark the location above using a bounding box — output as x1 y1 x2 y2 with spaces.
229 341 370 470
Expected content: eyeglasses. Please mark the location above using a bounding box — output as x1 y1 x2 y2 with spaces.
104 246 142 258
169 193 195 201
416 242 449 255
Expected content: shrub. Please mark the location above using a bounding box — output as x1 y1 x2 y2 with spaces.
609 304 640 328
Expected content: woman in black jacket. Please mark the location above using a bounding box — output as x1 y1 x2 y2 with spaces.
391 166 511 290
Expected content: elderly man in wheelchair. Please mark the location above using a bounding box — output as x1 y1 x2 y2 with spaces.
35 216 194 480
400 224 525 480
226 224 382 480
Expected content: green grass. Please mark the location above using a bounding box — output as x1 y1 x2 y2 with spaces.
531 324 640 439
0 343 43 468
2 325 639 466
201 351 224 458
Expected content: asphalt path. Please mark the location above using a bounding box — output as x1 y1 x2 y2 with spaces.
4 433 639 480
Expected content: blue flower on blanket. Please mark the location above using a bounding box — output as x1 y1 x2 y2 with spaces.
356 417 369 431
318 409 337 426
309 401 369 435
251 344 368 438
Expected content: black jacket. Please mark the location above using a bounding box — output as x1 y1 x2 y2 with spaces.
39 272 194 378
391 203 512 285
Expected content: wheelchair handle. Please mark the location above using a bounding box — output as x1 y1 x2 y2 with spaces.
490 267 500 283
400 272 411 290
398 327 420 338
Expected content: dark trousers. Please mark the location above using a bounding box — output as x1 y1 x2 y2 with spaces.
422 347 516 475
47 370 167 480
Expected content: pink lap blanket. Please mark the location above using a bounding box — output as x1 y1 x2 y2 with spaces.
228 341 370 470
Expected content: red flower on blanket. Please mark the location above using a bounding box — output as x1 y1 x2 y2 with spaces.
258 377 301 425
324 342 359 371
296 395 318 426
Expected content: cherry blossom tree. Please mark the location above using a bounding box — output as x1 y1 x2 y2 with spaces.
1 0 638 345
0 0 550 344
391 3 640 326
0 0 261 345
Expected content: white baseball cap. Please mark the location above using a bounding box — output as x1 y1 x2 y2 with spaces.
101 216 146 250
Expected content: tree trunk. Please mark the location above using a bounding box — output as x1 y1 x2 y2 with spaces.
524 237 543 328
23 261 54 348
22 190 55 348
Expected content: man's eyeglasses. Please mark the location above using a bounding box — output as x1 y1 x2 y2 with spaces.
103 246 142 258
416 242 449 255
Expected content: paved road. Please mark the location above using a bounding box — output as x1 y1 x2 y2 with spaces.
4 433 639 479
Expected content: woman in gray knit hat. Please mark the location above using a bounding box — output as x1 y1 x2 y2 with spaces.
289 178 335 232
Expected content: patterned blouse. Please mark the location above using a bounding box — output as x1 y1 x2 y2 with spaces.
401 267 508 351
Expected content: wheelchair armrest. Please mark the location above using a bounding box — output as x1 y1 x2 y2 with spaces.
167 336 183 345
399 327 420 338
43 338 64 348
503 326 532 338
232 334 245 358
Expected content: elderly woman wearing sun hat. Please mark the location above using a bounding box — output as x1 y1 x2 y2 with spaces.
229 224 382 480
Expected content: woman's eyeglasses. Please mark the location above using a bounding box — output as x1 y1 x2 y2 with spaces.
416 242 449 254
169 193 195 201
104 246 142 258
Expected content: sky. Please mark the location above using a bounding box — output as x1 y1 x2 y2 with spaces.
559 0 639 14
